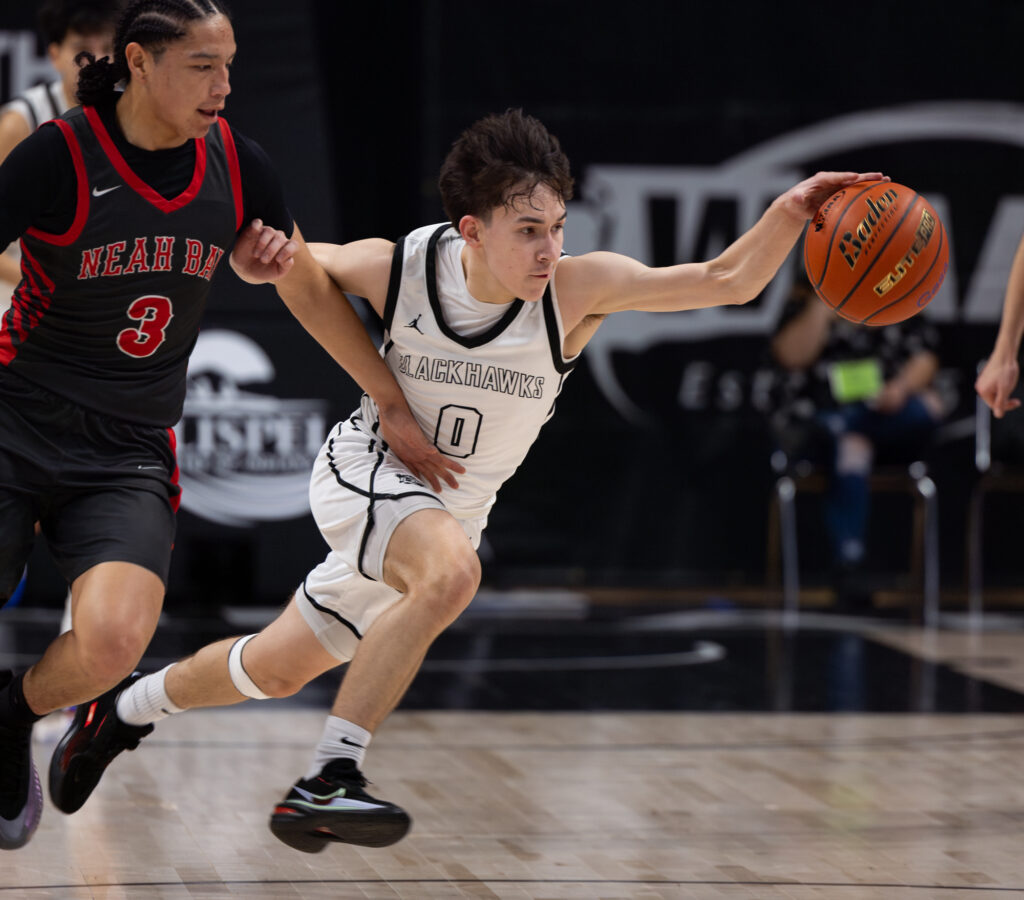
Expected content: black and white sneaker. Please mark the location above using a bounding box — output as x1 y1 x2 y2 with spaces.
269 758 411 852
48 673 153 814
0 671 42 850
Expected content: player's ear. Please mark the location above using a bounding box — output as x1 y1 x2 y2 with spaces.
124 41 148 78
459 215 483 248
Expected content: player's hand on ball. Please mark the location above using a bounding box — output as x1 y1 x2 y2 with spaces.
781 172 888 221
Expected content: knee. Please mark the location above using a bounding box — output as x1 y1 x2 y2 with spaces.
74 625 148 687
229 634 310 700
247 665 305 700
837 432 873 472
417 545 482 626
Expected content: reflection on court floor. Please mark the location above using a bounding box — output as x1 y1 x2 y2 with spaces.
3 599 1024 896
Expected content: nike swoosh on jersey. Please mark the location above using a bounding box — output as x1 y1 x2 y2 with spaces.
92 185 121 197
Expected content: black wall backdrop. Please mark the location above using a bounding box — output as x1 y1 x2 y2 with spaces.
4 0 1024 607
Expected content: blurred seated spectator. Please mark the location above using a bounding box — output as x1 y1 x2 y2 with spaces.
769 273 945 606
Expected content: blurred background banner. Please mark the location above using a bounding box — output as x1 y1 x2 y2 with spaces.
4 0 1024 605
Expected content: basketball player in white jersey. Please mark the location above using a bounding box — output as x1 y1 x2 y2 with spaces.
0 1 121 300
53 109 883 851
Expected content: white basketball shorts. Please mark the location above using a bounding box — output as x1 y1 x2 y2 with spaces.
297 417 484 661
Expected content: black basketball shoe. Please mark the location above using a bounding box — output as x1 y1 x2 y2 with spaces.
49 673 154 814
269 758 411 852
0 672 42 850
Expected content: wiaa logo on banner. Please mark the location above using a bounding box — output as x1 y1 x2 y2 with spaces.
173 330 327 527
563 102 1024 421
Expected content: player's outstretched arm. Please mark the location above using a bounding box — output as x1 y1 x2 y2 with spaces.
561 172 885 319
230 222 463 490
976 234 1024 417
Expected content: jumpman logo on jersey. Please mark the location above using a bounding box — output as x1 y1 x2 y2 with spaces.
405 315 424 334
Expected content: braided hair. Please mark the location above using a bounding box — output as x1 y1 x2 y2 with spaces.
76 0 231 106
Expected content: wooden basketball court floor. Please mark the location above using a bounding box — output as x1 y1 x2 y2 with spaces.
4 598 1024 899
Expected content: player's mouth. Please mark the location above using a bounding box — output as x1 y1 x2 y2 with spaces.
198 108 221 122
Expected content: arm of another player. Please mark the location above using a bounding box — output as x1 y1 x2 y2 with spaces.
0 107 37 285
976 234 1024 417
559 171 886 318
229 221 463 491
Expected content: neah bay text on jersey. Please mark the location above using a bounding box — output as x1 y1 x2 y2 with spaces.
77 237 225 281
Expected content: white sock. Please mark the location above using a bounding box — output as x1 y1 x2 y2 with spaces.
305 716 372 778
115 665 183 726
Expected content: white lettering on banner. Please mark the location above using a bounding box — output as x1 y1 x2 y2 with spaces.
173 330 328 527
560 102 1024 421
0 31 55 98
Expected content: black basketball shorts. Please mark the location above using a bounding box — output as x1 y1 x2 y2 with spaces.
0 370 180 599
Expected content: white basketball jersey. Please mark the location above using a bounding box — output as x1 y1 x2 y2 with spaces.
1 80 69 313
357 223 578 519
1 79 68 130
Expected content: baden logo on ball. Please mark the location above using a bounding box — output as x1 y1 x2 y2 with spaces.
803 180 949 326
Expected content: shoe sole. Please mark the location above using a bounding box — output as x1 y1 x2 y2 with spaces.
0 764 42 850
48 704 98 814
269 807 411 852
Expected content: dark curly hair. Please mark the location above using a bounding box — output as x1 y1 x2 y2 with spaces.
37 0 123 46
76 0 231 106
438 109 574 226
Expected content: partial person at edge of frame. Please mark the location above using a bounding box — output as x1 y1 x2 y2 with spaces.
977 232 1024 417
0 0 123 300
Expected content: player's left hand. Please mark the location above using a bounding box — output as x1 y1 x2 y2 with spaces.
976 355 1022 418
230 219 298 283
781 172 890 221
377 402 465 492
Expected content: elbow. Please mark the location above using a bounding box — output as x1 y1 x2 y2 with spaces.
709 265 761 306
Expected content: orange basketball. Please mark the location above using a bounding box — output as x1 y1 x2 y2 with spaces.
803 180 949 325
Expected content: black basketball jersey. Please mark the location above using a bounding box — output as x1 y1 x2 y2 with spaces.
0 105 243 427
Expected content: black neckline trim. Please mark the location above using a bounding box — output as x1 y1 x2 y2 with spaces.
382 235 406 333
424 224 525 348
542 286 578 375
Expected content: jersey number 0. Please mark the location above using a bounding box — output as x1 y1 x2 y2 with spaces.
434 404 482 458
117 295 174 358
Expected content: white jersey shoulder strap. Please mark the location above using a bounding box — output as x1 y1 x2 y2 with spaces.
2 79 67 131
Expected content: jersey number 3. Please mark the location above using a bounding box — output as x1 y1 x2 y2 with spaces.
117 295 174 358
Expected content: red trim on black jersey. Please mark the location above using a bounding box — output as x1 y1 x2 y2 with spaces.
0 243 56 364
84 105 208 214
166 427 182 513
217 118 244 232
24 119 90 246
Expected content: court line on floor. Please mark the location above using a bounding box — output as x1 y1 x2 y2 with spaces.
2 878 1023 894
79 725 1024 754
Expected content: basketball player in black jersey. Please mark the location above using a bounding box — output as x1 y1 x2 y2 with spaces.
0 0 460 851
